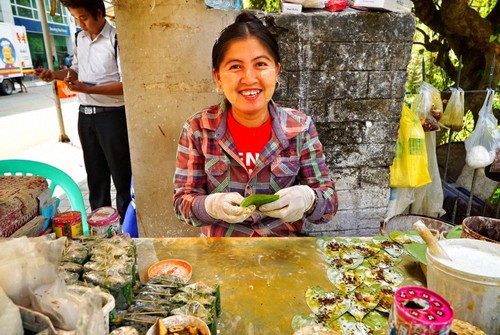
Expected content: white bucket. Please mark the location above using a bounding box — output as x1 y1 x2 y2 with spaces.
426 239 500 335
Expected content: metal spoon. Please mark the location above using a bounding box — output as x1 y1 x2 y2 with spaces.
413 220 453 261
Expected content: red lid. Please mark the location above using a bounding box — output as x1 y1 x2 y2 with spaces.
87 206 119 226
394 286 454 330
52 211 82 224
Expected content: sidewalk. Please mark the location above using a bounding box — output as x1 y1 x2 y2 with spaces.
6 78 116 214
11 140 93 214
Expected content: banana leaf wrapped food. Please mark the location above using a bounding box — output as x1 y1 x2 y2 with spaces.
83 271 135 310
61 239 90 264
111 275 220 334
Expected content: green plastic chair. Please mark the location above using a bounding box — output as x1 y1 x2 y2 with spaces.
0 159 89 235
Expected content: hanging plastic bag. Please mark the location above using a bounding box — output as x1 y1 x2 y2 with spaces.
411 82 443 132
390 105 432 188
386 187 415 219
464 88 500 168
440 87 465 131
412 132 446 217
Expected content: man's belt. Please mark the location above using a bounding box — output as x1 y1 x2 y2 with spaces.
79 105 125 114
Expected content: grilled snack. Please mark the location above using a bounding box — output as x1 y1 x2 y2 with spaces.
158 322 201 335
450 319 486 335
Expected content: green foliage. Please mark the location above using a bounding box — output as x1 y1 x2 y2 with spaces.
407 0 500 208
242 0 280 12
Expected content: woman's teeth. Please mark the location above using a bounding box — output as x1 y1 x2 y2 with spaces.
241 90 260 97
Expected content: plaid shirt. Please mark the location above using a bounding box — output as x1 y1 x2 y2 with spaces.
173 100 338 237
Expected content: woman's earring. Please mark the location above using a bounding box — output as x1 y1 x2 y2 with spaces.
216 87 224 95
275 80 281 90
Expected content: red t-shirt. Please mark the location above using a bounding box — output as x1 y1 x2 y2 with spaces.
227 110 272 173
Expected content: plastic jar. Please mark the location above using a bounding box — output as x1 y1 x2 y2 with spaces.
87 206 120 237
426 239 500 335
387 286 454 335
52 211 83 239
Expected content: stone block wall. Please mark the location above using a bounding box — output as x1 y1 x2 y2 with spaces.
114 1 415 237
267 11 416 236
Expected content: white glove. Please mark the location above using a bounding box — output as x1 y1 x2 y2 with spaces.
259 185 316 222
205 192 256 223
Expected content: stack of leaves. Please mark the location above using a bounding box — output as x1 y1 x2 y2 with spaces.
113 275 220 335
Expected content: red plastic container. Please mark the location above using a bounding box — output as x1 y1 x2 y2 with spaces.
52 211 83 239
389 286 454 335
87 206 120 237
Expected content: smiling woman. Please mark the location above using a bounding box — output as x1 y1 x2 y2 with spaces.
172 11 338 238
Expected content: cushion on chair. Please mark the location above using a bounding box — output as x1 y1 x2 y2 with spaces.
0 176 49 237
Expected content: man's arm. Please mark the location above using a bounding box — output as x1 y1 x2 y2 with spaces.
65 81 123 95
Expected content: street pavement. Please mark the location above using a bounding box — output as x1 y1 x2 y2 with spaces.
0 79 116 213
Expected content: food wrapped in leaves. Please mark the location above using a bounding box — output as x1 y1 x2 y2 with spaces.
60 261 84 275
58 269 80 285
301 237 409 334
180 282 216 296
148 274 187 287
170 301 214 323
128 301 170 314
83 271 134 310
84 258 135 276
61 240 89 264
305 286 350 324
116 310 160 328
92 237 136 259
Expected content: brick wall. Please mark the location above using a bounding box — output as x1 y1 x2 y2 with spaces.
267 11 416 236
115 2 416 237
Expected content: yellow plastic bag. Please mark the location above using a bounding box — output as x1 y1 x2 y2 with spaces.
390 105 432 188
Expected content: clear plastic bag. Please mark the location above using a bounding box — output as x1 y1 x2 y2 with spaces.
440 87 465 132
411 82 443 132
464 88 500 168
0 287 23 335
0 237 107 333
386 187 415 219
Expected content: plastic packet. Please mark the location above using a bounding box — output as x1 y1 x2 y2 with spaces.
323 0 347 11
464 88 500 168
440 87 465 131
0 286 23 335
411 82 443 132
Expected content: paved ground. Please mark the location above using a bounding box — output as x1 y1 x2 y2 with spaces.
1 79 116 214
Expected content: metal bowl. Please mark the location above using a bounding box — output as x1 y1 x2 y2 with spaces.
462 216 500 244
381 214 454 239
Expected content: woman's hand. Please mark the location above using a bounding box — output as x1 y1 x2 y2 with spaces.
259 185 316 222
205 192 256 223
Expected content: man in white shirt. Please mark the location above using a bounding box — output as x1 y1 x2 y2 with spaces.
34 0 132 223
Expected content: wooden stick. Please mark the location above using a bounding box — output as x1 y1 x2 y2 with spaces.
413 220 453 261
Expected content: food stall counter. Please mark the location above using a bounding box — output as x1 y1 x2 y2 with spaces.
135 237 424 334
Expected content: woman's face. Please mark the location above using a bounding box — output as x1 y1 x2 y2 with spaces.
213 37 281 121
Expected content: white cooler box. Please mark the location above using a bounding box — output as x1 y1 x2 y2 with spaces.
354 0 413 12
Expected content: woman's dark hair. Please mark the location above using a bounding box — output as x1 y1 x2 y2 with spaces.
60 0 106 20
212 12 280 72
